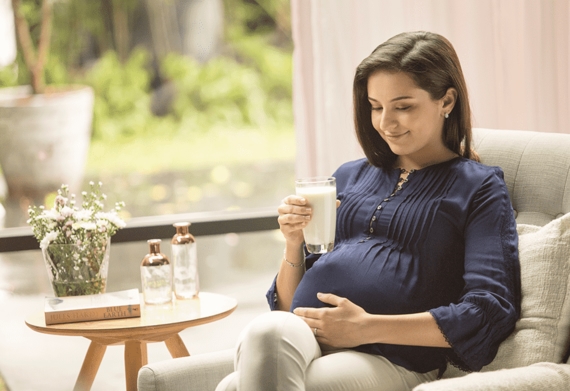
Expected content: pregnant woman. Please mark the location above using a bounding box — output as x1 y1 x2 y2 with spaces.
216 31 521 391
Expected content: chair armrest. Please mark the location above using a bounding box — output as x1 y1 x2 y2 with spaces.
138 349 234 391
413 363 570 391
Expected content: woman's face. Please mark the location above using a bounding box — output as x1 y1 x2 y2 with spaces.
367 71 453 165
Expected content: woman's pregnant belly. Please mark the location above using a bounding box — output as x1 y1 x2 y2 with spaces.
290 243 421 314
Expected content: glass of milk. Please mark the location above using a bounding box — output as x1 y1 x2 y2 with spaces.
295 177 336 253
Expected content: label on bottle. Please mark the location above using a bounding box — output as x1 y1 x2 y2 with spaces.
140 264 172 304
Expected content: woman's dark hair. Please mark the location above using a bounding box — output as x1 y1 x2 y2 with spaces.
353 31 476 169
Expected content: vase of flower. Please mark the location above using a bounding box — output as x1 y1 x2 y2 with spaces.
42 238 111 297
28 182 126 297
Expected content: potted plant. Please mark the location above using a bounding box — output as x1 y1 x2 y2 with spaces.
0 0 94 228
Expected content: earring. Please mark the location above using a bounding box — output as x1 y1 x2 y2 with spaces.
444 113 449 119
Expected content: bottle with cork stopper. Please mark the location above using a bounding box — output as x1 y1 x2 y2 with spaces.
140 239 172 304
171 222 199 299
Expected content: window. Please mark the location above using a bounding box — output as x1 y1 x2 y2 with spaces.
0 0 295 229
0 0 292 343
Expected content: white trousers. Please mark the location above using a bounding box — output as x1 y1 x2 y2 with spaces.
215 311 438 391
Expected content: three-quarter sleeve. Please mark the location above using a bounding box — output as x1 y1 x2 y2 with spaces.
429 168 521 371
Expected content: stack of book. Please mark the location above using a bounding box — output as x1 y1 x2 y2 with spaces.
44 288 141 325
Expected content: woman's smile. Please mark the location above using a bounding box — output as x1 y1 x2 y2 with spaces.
383 130 410 140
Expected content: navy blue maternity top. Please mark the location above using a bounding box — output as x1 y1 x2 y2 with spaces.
266 157 521 375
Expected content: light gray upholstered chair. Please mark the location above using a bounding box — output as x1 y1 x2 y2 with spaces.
138 128 570 391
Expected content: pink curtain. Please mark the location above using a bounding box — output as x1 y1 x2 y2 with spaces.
292 0 570 177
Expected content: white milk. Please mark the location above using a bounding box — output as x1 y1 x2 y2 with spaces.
296 185 336 253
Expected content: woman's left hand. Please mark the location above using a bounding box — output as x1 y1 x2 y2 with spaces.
293 292 370 348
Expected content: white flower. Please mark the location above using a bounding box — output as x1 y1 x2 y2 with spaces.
40 231 59 250
74 209 93 221
78 222 97 230
42 209 60 220
60 206 74 218
96 212 126 228
72 221 97 231
28 183 126 259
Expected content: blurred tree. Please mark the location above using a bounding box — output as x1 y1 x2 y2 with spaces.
223 0 291 47
10 0 53 93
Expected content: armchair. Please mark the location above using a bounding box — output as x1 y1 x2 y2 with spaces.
138 128 570 391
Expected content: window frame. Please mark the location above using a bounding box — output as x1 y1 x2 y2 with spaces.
0 207 279 253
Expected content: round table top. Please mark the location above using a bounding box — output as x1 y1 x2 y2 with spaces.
25 291 238 340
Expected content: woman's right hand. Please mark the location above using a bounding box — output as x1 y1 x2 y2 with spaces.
277 195 312 246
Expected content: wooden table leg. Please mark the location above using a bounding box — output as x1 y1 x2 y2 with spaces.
73 341 107 391
124 340 148 391
165 334 190 358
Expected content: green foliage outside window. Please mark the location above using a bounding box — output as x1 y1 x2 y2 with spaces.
0 0 293 143
161 38 292 134
84 49 155 141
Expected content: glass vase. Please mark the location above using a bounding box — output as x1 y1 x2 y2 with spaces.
42 238 111 297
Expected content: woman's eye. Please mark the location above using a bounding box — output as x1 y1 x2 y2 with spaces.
371 107 383 111
396 106 411 111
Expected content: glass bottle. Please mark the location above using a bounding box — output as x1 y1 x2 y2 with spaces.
171 222 199 299
140 239 172 304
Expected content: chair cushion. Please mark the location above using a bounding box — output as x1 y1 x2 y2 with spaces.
482 213 570 370
137 349 234 391
413 362 570 391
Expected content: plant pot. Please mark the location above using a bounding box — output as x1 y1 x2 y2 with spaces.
42 238 111 297
0 85 94 227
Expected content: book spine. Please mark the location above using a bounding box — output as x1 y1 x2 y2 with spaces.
45 304 141 325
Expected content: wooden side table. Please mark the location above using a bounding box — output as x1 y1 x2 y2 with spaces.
25 291 237 391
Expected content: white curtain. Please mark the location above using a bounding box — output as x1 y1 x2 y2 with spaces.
292 0 570 178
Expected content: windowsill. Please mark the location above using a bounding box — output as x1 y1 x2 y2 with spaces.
0 207 279 253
